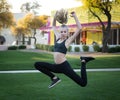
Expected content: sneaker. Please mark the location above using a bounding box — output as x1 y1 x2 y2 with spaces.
80 56 95 63
48 77 61 88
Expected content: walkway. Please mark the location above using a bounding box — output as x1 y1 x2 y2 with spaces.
0 68 120 74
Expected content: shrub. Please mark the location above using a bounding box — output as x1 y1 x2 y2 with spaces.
49 45 54 52
74 47 80 52
8 46 18 50
115 46 120 52
82 45 89 52
40 44 44 50
36 44 41 49
44 45 49 51
68 46 72 52
35 44 54 52
18 45 26 49
93 44 101 52
36 44 44 50
108 47 116 53
108 46 120 53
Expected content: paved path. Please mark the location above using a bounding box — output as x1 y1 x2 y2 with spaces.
0 68 120 74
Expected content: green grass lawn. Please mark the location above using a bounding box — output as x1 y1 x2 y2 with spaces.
0 50 120 70
0 50 120 100
0 72 120 100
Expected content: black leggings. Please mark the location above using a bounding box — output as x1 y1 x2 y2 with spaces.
34 61 87 87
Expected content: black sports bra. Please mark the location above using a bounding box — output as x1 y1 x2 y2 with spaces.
54 39 67 54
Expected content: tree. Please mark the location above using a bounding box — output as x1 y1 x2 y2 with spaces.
20 1 41 15
0 0 11 13
23 14 48 44
0 0 15 30
11 13 48 45
0 0 15 44
11 15 32 45
11 24 31 45
80 0 120 52
0 12 15 29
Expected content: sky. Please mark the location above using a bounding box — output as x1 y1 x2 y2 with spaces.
7 0 82 15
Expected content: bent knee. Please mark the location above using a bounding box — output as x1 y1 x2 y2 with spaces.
34 62 40 69
80 82 87 87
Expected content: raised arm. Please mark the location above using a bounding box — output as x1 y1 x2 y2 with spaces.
66 12 82 47
52 12 60 39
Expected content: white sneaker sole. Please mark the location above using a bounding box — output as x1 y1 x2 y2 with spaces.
48 79 61 89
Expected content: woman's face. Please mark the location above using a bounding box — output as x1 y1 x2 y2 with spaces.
60 27 68 39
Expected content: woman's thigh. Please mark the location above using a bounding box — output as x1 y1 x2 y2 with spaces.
35 61 64 73
62 62 82 81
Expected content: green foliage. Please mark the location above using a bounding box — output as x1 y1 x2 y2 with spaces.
108 47 116 53
8 45 27 50
36 44 44 49
36 44 54 52
0 0 11 12
115 46 120 52
108 46 120 53
49 45 54 52
43 45 48 50
81 0 120 8
0 0 15 30
8 46 18 50
68 46 72 52
82 45 89 52
35 44 41 49
18 45 26 49
93 44 101 52
74 47 80 52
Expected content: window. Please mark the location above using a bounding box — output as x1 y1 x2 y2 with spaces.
108 29 120 45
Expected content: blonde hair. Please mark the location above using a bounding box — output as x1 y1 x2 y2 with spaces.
60 24 69 32
56 9 68 24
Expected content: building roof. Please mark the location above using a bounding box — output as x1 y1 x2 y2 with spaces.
40 21 120 31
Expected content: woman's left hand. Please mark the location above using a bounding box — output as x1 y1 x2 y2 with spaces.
70 11 76 17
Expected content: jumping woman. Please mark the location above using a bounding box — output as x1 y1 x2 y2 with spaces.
34 11 95 88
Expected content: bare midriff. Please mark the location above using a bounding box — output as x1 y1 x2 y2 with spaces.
54 52 66 64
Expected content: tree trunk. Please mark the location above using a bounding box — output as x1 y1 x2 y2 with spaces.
102 13 111 53
28 37 31 45
33 37 36 45
102 22 111 53
102 30 109 52
22 34 25 45
33 29 37 44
